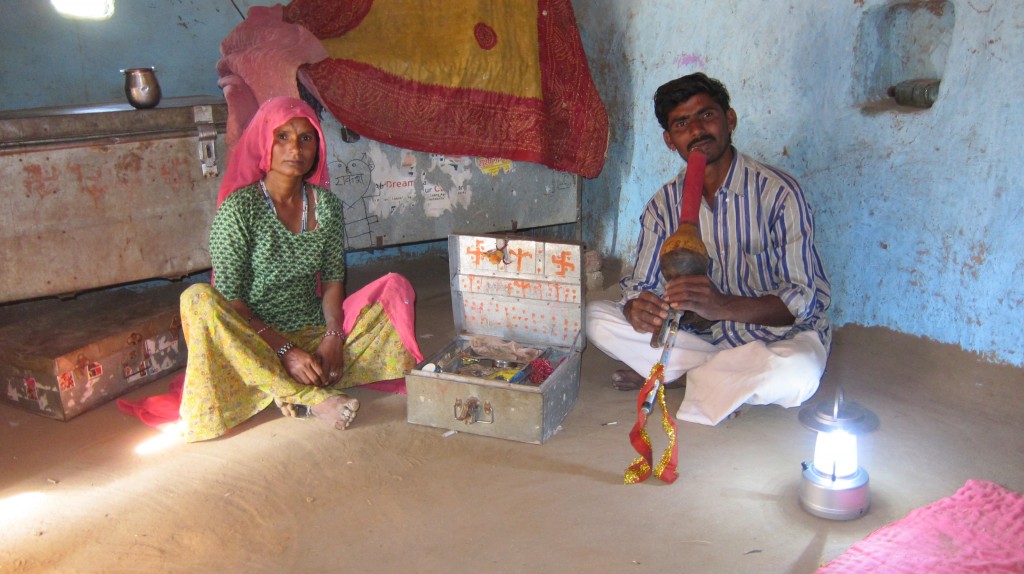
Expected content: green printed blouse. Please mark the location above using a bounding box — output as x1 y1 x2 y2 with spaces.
209 184 346 332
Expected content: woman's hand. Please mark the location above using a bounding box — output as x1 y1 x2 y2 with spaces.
315 335 345 385
318 281 346 386
280 347 329 387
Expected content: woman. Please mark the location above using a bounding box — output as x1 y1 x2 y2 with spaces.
178 97 421 442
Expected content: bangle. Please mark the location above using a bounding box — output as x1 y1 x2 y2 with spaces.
324 329 345 340
276 341 295 357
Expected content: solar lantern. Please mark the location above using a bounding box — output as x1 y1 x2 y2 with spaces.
798 386 879 520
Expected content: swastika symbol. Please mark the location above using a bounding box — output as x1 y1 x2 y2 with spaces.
551 251 576 276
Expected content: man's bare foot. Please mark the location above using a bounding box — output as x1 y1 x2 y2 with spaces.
310 395 360 430
611 368 685 391
611 369 645 390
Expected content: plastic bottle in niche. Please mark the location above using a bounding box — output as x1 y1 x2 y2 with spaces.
888 79 940 108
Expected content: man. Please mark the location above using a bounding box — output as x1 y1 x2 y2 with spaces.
586 73 832 425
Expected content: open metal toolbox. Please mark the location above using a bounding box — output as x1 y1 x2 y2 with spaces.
406 233 585 444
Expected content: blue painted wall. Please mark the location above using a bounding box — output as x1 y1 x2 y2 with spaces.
573 0 1024 367
0 0 440 265
0 1 267 109
1 1 1021 366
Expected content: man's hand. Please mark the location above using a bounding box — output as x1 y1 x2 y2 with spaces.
664 275 796 327
624 291 671 334
664 275 728 320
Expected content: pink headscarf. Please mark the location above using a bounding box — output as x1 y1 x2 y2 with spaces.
216 96 331 207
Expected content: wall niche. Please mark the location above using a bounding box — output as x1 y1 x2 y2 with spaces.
855 0 954 112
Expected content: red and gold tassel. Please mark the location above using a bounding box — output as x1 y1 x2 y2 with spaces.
624 363 679 484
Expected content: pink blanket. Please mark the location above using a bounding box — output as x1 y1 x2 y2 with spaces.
216 5 328 154
817 479 1024 573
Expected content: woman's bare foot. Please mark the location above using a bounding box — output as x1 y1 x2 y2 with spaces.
310 395 360 430
274 397 311 418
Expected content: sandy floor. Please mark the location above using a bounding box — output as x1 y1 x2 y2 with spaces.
2 257 1023 573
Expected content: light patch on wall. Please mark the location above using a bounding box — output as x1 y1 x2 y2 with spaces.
51 0 114 20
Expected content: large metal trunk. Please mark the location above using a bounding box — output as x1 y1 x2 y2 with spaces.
406 234 585 444
0 97 226 303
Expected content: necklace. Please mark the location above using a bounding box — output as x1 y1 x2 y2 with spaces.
259 179 308 233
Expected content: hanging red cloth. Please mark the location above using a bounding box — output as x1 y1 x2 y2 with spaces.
282 0 608 178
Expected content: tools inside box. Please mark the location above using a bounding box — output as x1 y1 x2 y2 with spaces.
424 336 566 386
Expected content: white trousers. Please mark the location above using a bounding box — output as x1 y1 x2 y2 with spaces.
586 300 827 425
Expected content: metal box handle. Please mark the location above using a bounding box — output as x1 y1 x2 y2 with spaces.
453 397 494 425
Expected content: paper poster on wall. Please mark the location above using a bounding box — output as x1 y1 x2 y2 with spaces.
320 112 578 250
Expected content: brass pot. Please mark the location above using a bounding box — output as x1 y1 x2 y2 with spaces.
121 67 161 109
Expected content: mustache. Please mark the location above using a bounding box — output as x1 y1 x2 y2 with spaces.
687 135 714 151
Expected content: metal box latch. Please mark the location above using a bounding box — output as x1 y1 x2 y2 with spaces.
453 397 494 425
192 105 219 178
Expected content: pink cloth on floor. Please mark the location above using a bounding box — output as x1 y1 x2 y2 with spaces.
216 4 328 156
342 273 422 365
117 273 422 430
116 376 184 428
816 479 1024 573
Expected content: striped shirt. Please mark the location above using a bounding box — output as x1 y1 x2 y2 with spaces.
620 149 832 351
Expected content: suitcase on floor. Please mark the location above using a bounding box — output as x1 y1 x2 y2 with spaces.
406 233 585 444
0 283 188 420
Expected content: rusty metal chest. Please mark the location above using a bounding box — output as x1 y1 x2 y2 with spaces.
0 97 226 303
406 234 584 444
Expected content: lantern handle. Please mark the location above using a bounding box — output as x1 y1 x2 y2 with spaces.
799 385 878 434
833 386 845 421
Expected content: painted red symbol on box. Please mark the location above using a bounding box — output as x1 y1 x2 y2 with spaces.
24 377 38 400
58 371 75 391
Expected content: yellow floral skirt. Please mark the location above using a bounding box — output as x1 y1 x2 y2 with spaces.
178 283 415 442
